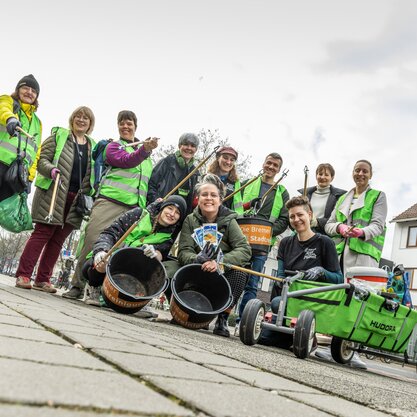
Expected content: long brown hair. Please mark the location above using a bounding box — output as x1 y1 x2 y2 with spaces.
207 158 239 183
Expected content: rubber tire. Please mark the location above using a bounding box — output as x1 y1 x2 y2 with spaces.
330 337 355 364
239 299 266 345
293 310 316 359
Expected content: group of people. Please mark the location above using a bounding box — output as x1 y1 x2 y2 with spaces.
0 74 388 344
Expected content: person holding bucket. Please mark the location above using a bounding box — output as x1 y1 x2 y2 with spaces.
81 195 187 306
14 106 96 291
236 152 290 335
206 146 243 214
0 74 42 202
298 163 346 235
164 174 252 337
63 110 158 300
325 160 387 274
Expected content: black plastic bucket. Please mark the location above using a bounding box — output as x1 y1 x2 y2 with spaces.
236 217 273 252
102 247 169 314
170 264 233 329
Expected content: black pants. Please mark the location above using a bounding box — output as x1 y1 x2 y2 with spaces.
0 162 14 203
82 258 105 287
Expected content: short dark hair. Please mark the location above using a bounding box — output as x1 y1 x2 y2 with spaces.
316 163 335 178
286 195 312 212
354 159 372 175
117 110 137 128
265 152 283 164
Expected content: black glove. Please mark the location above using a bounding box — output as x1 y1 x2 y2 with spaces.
303 266 325 281
196 242 216 263
250 197 261 209
146 200 162 217
6 117 22 136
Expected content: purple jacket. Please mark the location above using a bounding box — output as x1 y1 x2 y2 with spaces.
105 139 151 168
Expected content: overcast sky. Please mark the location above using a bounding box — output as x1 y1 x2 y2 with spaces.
2 0 416 259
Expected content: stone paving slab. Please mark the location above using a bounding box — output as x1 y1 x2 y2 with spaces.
0 305 22 316
170 350 256 369
39 320 111 333
0 335 114 370
0 357 192 416
95 349 244 384
285 391 391 417
207 365 322 393
0 314 43 328
146 376 332 417
9 307 91 324
0 323 71 345
62 331 178 358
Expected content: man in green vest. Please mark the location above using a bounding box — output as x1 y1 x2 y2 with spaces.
82 195 187 306
236 152 290 335
0 74 42 202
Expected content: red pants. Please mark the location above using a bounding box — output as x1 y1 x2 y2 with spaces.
16 192 76 284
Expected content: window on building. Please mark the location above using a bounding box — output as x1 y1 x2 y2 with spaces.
407 226 417 247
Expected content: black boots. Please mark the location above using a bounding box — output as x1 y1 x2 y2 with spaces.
213 313 230 337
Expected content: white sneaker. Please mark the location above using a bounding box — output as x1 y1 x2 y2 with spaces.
234 323 240 337
84 284 101 306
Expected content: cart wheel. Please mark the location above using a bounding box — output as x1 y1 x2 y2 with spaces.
293 310 315 359
330 337 355 364
240 299 266 345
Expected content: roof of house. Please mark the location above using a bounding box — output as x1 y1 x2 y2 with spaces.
391 203 417 222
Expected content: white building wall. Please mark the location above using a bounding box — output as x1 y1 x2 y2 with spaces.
390 221 417 268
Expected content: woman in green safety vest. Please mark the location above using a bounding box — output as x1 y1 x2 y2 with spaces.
325 159 388 274
81 195 187 306
0 74 42 202
14 106 96 292
63 110 159 301
207 146 243 214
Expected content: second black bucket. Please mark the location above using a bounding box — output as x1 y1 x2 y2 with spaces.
170 264 233 329
102 247 169 314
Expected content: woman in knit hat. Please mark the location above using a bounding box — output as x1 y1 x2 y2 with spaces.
0 74 42 202
81 195 187 306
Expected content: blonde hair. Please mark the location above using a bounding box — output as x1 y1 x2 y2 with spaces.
69 106 95 135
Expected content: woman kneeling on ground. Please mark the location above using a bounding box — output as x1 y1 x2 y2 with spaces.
82 195 187 306
258 196 343 348
164 174 252 337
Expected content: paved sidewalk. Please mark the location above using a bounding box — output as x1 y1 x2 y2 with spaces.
0 274 409 416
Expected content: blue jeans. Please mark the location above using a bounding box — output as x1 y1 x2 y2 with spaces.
238 253 268 321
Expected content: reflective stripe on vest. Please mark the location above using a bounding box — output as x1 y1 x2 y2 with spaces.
334 189 386 262
35 127 95 193
99 144 153 208
232 180 243 214
243 177 285 222
0 109 41 167
124 210 172 247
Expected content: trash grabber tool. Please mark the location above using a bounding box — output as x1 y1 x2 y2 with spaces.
163 145 220 199
45 173 61 223
303 165 309 197
219 262 284 283
255 168 289 212
16 126 34 140
223 170 263 203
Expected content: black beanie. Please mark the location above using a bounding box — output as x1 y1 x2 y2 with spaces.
160 195 187 221
16 74 40 96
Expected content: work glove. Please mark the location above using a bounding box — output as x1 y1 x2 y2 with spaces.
303 266 326 281
93 251 107 273
250 197 261 209
196 242 216 264
349 228 364 238
143 244 157 259
146 198 163 217
337 224 350 237
51 168 60 180
6 117 22 136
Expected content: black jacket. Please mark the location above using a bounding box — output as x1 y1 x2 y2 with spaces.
298 185 346 234
147 154 198 214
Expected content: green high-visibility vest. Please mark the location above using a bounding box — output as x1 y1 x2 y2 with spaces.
231 180 243 214
35 127 95 194
0 104 41 168
124 210 172 247
99 141 153 208
334 189 386 262
243 177 285 222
